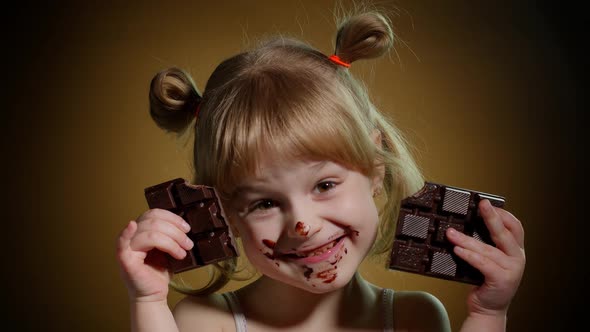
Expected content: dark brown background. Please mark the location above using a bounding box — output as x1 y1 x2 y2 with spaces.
4 0 584 331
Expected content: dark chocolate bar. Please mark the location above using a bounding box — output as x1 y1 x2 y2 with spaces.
144 178 238 273
388 182 505 285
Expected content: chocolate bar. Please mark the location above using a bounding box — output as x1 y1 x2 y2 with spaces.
388 182 505 285
144 178 238 273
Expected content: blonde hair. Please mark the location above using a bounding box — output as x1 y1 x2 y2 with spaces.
149 11 423 295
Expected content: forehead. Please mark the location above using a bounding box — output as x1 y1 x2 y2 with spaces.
234 156 328 191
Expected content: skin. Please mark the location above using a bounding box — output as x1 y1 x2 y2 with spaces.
228 158 380 294
116 156 525 331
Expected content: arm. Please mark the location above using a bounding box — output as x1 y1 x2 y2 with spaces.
131 300 179 332
459 312 506 332
446 200 526 332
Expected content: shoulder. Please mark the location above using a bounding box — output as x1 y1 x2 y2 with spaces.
172 293 235 332
392 290 451 332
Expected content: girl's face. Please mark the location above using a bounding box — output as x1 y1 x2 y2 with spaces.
229 157 381 293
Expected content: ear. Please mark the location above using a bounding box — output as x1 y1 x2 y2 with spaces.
371 129 385 192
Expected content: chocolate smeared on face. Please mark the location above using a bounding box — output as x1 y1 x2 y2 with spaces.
303 266 313 279
323 275 337 283
295 221 310 237
262 239 276 249
330 253 343 265
317 268 337 283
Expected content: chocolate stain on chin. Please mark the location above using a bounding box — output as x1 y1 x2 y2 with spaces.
303 266 313 279
323 274 337 283
317 268 337 283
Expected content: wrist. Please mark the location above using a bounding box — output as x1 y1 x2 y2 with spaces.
130 296 169 306
467 311 507 328
460 311 507 332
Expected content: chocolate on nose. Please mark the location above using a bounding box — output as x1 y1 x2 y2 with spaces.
295 221 310 237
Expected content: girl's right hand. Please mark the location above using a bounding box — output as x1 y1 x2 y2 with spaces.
116 208 193 303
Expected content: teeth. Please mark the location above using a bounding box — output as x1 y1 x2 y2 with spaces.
282 237 343 259
308 240 337 257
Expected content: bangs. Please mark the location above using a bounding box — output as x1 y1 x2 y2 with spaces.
210 67 376 195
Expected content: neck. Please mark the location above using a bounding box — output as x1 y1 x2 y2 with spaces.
237 272 380 328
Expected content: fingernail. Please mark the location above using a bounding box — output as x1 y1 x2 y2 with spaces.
182 221 191 232
185 237 194 248
481 199 492 213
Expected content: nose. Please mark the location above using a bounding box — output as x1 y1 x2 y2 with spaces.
295 221 310 237
284 200 321 239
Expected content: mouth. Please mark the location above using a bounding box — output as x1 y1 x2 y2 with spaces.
280 235 346 264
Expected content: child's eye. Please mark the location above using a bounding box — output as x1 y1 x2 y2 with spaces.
315 181 336 193
251 199 278 211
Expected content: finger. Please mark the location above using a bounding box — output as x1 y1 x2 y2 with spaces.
117 220 137 252
495 208 525 249
137 208 191 233
479 200 522 257
130 231 188 260
446 228 512 270
136 218 194 251
453 245 505 280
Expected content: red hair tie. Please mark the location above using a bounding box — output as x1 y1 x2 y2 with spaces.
328 55 351 68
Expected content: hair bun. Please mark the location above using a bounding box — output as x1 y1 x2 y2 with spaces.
334 12 394 64
149 67 201 133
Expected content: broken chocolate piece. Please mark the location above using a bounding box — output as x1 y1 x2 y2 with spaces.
144 178 238 273
388 182 505 285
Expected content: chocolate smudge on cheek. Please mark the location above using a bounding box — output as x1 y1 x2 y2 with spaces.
303 266 313 279
261 240 277 260
346 226 360 237
262 239 276 249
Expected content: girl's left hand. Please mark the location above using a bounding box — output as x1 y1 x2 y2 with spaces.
446 199 526 316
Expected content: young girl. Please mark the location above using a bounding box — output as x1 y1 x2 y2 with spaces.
116 10 525 332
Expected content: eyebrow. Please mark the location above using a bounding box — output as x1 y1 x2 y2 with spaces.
232 160 330 197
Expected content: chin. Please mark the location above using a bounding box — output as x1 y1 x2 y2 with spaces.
296 259 359 294
300 274 354 294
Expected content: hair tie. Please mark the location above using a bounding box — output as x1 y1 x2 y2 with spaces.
328 55 351 68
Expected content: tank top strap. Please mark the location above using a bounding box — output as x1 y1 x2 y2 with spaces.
382 288 394 332
222 291 248 332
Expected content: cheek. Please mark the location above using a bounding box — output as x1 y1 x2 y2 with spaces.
236 221 282 256
339 190 378 222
